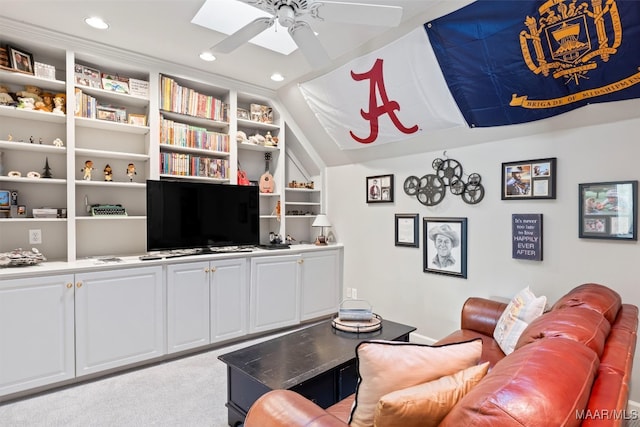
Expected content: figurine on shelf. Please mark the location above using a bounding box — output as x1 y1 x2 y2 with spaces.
16 85 43 103
35 92 54 112
126 163 137 182
81 160 94 180
0 85 17 107
52 138 64 147
52 93 65 115
42 157 53 178
286 234 295 245
17 97 35 110
265 131 275 147
104 164 113 181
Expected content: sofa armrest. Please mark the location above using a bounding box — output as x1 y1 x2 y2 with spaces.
461 297 508 337
245 390 349 427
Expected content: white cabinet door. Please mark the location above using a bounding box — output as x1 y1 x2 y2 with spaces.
300 250 341 321
250 255 301 333
210 258 248 343
0 275 75 396
167 261 210 353
75 266 164 376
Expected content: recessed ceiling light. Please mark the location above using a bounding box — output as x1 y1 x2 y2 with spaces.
85 17 109 30
270 73 285 82
199 51 217 62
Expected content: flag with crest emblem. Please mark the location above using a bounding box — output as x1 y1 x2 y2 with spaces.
426 0 640 127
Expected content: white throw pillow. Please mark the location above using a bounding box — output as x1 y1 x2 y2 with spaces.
493 286 546 355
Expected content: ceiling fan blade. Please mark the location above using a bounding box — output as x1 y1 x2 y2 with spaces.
211 17 274 53
289 21 331 69
313 1 403 27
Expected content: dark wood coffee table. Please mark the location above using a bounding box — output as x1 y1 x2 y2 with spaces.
218 318 416 426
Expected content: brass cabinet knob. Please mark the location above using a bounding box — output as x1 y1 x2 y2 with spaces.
66 283 73 289
210 266 217 272
204 268 210 273
76 282 83 288
298 259 304 264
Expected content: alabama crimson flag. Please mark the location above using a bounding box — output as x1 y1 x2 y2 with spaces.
298 27 466 150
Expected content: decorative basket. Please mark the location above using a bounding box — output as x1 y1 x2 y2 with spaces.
332 313 382 333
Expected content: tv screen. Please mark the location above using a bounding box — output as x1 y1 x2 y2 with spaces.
146 180 259 251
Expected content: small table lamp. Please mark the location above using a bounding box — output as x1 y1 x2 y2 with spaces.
312 214 331 245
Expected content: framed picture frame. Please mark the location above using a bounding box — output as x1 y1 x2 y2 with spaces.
96 107 117 122
579 180 637 240
512 213 543 261
395 214 419 247
423 217 467 278
128 113 147 126
366 174 394 203
237 108 250 120
501 157 556 200
8 46 34 74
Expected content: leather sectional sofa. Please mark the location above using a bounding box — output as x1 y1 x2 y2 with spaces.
244 283 638 426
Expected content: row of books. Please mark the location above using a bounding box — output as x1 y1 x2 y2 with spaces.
160 116 229 152
160 153 230 179
160 75 228 122
75 88 126 122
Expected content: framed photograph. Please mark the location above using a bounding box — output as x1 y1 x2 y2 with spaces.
83 66 102 88
128 113 147 126
102 73 130 94
8 46 34 74
237 108 250 120
424 217 467 278
366 174 394 203
579 180 637 240
395 214 419 247
96 107 116 122
501 157 556 200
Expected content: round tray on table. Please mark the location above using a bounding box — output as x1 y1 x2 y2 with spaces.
331 313 382 333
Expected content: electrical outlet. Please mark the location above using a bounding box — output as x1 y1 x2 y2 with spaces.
29 229 42 245
345 287 352 299
352 288 358 299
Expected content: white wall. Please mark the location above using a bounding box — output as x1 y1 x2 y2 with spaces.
326 115 640 401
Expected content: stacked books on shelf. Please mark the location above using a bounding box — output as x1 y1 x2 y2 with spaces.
160 75 228 122
75 88 127 122
160 115 229 152
75 87 97 118
160 153 229 179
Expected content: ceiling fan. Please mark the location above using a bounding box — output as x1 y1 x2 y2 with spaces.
210 0 404 68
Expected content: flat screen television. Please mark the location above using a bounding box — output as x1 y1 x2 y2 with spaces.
146 180 259 251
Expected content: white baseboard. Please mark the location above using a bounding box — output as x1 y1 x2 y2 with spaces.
409 332 437 345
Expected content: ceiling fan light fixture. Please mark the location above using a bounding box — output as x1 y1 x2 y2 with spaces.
199 51 216 61
277 5 296 27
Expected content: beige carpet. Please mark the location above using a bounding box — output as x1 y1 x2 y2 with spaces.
0 336 277 427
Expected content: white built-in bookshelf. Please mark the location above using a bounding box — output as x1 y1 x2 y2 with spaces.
0 36 322 261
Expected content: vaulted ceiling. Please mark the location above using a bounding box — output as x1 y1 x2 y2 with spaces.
2 0 638 168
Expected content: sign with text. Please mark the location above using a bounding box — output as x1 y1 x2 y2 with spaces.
512 214 543 261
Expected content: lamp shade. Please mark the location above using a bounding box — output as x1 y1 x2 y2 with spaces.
312 214 331 228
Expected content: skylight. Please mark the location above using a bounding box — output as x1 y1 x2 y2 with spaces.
191 0 298 55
